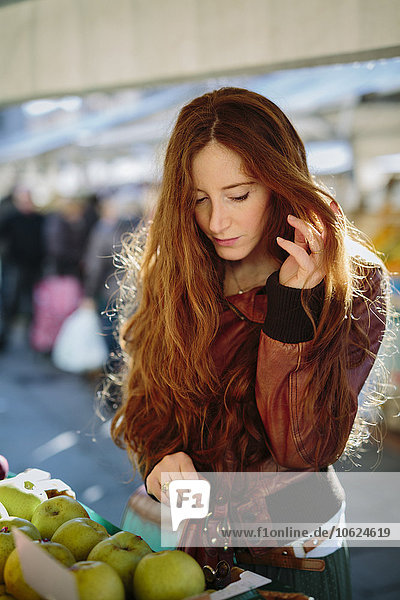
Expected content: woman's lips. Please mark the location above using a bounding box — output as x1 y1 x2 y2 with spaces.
213 236 240 247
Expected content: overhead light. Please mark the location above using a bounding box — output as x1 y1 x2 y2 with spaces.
57 97 82 112
22 96 82 117
23 99 59 116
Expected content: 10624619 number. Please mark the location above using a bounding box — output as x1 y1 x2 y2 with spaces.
334 527 391 538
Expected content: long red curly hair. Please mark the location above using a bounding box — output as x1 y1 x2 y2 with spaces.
110 88 389 479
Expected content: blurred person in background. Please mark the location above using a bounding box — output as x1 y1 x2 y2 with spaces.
82 190 141 354
0 190 15 221
44 196 93 280
83 191 101 234
0 186 45 350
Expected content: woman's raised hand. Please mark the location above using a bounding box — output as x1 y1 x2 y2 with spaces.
146 451 199 504
276 201 340 289
276 214 325 289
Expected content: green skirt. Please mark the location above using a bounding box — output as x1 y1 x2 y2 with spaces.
235 544 352 600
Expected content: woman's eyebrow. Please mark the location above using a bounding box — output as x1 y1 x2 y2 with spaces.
196 181 255 192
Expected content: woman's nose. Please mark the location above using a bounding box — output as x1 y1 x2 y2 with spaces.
208 201 230 234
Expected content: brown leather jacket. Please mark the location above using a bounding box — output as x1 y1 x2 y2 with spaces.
214 265 386 471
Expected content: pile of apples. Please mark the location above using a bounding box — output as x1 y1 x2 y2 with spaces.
0 469 206 600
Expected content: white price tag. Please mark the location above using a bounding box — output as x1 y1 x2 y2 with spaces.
13 528 79 600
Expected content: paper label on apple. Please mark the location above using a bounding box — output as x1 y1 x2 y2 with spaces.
12 528 79 600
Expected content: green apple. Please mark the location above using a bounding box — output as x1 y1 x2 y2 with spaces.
4 540 75 600
88 530 153 593
70 560 125 600
0 482 45 521
133 550 205 600
51 518 109 561
0 504 8 520
31 495 89 539
0 518 41 583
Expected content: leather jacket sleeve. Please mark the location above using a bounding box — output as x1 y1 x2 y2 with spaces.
256 266 387 469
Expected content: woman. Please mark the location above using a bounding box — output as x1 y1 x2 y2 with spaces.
110 88 389 598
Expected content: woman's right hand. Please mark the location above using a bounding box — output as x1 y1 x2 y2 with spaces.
146 452 199 504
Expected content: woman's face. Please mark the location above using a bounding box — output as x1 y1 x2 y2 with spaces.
193 142 270 262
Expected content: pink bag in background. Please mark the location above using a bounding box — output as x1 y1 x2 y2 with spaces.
30 275 83 353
